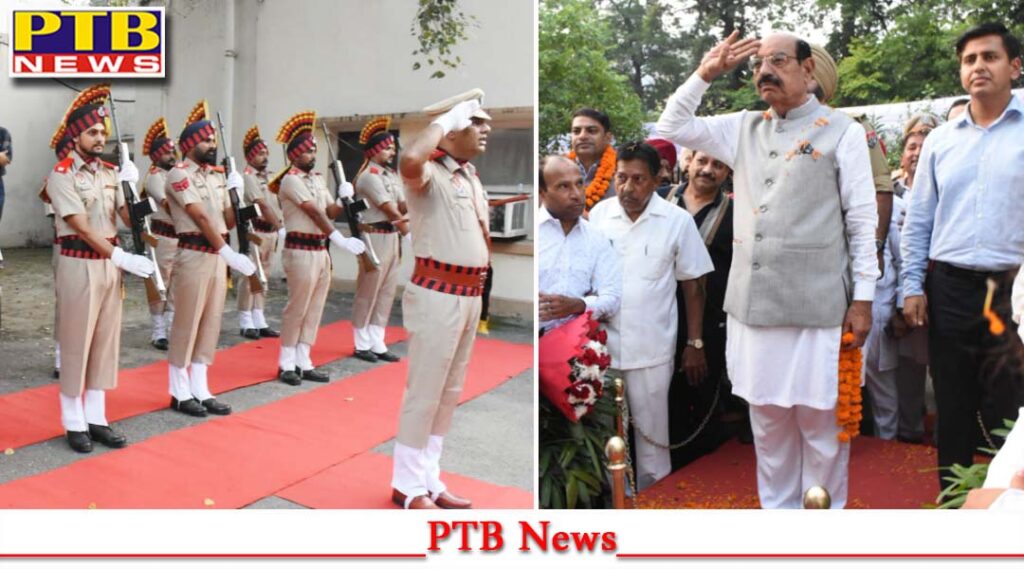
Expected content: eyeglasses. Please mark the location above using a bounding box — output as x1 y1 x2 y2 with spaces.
749 52 798 72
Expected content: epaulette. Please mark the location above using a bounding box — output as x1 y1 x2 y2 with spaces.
211 165 225 173
288 167 301 175
149 165 160 174
244 166 253 175
175 161 187 169
53 157 73 173
100 159 117 170
369 166 380 175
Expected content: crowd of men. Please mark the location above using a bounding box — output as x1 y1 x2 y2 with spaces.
539 22 1024 509
3 83 495 510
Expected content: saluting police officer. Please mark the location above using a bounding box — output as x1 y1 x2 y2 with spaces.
237 125 283 339
164 100 256 418
272 111 365 385
45 84 154 452
352 116 409 362
391 90 491 509
140 117 179 350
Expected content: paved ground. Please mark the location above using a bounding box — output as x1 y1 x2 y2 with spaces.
0 246 535 506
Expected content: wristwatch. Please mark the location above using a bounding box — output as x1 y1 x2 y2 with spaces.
875 239 884 251
686 338 704 350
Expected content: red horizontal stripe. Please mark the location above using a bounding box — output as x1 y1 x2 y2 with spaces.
10 53 163 75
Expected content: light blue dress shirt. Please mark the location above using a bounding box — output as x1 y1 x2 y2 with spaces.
901 95 1024 297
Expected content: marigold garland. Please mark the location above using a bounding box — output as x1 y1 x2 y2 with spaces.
836 332 863 443
568 145 616 210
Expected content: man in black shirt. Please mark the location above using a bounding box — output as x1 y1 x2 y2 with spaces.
668 150 739 469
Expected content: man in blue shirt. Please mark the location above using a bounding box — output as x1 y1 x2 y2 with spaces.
901 22 1024 492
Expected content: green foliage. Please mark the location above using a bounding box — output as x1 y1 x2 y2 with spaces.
935 419 1016 509
539 0 646 153
410 0 477 80
539 385 618 509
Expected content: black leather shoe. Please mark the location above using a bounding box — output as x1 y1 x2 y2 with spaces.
151 338 169 350
66 431 93 453
53 368 60 379
201 398 232 415
169 397 207 417
88 424 127 448
258 327 280 338
279 368 301 386
298 367 330 383
240 328 260 340
372 351 401 363
353 350 378 363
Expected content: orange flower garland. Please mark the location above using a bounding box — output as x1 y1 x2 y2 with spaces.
568 145 617 210
836 332 863 443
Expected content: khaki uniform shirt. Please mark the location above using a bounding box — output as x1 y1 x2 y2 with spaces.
143 166 173 223
47 151 124 239
402 153 489 267
279 167 332 234
244 166 282 228
164 157 230 235
356 163 405 224
851 113 894 194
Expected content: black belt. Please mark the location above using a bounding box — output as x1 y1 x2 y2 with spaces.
150 219 177 239
929 260 1019 281
58 235 120 260
285 231 328 251
177 232 228 255
360 221 398 234
252 219 276 233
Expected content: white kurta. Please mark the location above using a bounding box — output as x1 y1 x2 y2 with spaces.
589 193 714 370
658 75 879 409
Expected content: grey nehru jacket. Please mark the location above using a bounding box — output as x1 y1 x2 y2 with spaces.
725 99 854 328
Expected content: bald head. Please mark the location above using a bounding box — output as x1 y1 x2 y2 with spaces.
540 154 585 223
752 33 816 115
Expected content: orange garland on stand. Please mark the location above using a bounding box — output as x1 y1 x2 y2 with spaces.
568 145 616 210
836 332 863 443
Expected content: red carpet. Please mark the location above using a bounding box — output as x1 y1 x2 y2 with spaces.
0 338 531 508
637 437 942 509
277 451 533 509
0 321 407 451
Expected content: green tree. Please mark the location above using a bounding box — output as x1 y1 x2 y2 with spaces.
410 0 477 79
539 0 645 152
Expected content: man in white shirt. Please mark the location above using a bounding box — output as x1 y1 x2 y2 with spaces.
656 33 878 508
538 155 621 331
590 142 714 489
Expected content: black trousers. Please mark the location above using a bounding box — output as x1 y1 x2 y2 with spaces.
669 318 728 470
926 262 1023 489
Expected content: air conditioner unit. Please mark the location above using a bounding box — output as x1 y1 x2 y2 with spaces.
489 189 531 240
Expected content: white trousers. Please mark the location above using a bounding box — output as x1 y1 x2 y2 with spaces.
749 404 849 509
621 361 674 490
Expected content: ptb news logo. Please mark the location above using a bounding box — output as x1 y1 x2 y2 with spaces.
9 8 165 78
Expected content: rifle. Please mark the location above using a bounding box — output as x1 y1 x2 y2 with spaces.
215 112 267 294
320 121 380 271
108 95 166 304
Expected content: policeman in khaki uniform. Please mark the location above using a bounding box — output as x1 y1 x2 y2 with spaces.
391 89 492 509
41 126 76 380
271 111 365 385
237 125 283 339
140 118 179 350
165 100 256 418
45 84 155 452
352 116 409 362
809 44 894 273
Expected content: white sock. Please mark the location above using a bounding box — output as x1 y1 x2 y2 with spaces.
370 325 388 353
151 313 166 341
253 309 267 329
83 389 108 426
239 310 254 331
296 343 313 371
425 435 447 496
168 364 192 401
353 326 374 351
59 393 86 432
189 362 214 400
279 345 297 371
165 310 175 334
54 342 62 370
391 442 429 504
